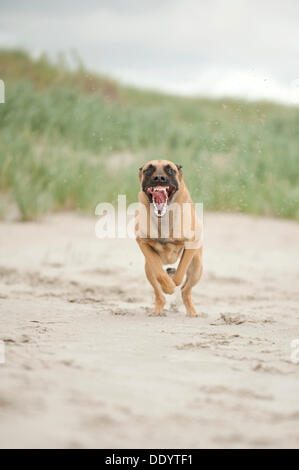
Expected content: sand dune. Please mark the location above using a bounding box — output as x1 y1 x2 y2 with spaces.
0 212 299 448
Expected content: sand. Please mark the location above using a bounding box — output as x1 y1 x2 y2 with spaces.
0 212 299 449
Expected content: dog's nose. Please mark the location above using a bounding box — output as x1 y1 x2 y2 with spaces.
153 174 167 183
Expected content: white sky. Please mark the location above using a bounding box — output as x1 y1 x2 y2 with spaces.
1 0 299 103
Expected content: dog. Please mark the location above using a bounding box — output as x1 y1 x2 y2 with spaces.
135 159 202 317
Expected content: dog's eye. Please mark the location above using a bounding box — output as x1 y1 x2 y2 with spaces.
144 165 155 176
165 165 175 175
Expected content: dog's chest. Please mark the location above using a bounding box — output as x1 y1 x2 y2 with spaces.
150 240 184 265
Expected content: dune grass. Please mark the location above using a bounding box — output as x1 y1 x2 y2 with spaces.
0 49 298 220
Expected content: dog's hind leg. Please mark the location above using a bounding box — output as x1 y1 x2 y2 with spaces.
145 262 166 316
181 250 202 317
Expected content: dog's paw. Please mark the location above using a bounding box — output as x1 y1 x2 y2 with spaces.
149 309 166 317
172 273 183 286
186 309 199 318
157 272 176 295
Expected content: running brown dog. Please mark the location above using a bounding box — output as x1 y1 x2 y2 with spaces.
135 159 203 317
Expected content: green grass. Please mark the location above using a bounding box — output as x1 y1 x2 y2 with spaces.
0 49 299 220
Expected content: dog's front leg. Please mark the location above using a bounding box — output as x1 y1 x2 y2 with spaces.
145 262 166 315
172 248 197 286
137 239 175 295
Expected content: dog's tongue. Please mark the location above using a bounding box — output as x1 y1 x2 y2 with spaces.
147 187 168 216
147 188 167 204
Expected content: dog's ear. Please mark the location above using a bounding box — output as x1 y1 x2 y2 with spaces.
176 164 183 175
138 165 143 181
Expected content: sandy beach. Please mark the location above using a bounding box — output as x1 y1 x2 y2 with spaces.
0 211 299 448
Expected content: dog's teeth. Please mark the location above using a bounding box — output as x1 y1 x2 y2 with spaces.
152 186 169 192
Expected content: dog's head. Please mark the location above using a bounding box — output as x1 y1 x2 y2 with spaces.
139 160 183 217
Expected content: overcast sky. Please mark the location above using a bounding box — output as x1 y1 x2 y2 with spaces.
1 0 299 103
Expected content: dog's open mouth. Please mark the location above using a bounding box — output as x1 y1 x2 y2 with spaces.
146 185 176 217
